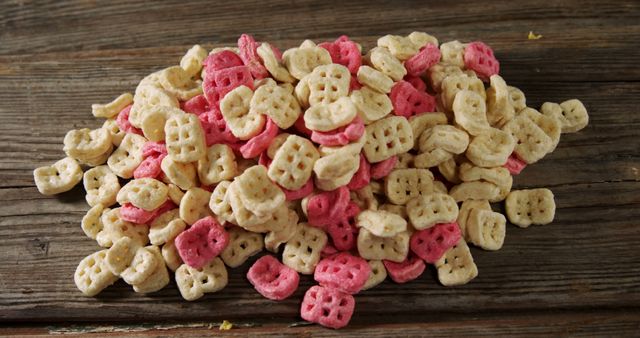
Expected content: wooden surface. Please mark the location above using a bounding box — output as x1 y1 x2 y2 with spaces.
1 0 640 336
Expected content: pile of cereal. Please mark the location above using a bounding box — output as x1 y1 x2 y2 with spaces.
33 33 588 329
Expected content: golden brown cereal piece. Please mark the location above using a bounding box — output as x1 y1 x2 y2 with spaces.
357 228 409 263
221 227 264 268
357 66 394 94
64 128 113 161
351 86 393 124
235 165 285 217
132 246 170 294
149 209 186 245
161 155 197 191
140 106 184 142
283 223 327 274
433 180 448 194
518 107 562 153
449 181 501 203
377 34 419 61
428 62 465 92
107 133 146 179
502 115 553 164
226 181 271 228
82 204 107 240
365 47 407 81
486 75 515 128
457 200 491 240
467 209 506 251
220 85 265 140
264 210 299 253
419 125 469 155
92 93 133 118
164 113 206 163
197 144 237 186
306 64 351 106
357 210 407 238
363 116 414 163
96 208 149 248
117 178 169 211
435 239 478 286
162 239 182 272
384 168 435 205
175 257 228 301
395 153 415 169
505 188 556 228
283 45 332 80
83 165 120 207
414 148 453 168
556 99 589 133
180 44 208 77
362 260 387 290
158 66 202 101
351 185 379 211
408 31 439 49
304 97 357 132
453 90 490 136
508 86 527 112
74 250 119 296
406 193 459 230
440 40 466 68
437 157 461 184
257 42 296 83
250 83 301 129
466 127 516 168
33 157 83 195
179 187 213 225
409 112 448 150
441 74 485 112
130 85 179 128
209 181 236 224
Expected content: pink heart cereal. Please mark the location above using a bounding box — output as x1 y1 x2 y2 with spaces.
410 222 461 263
238 34 270 79
383 254 426 283
326 202 360 251
247 255 300 301
464 41 500 81
319 36 362 75
390 81 436 118
404 43 441 77
175 216 229 268
203 50 244 75
301 285 355 329
203 65 253 106
306 186 350 228
314 252 371 294
133 156 164 179
504 153 527 175
199 108 242 146
370 155 398 179
182 94 210 116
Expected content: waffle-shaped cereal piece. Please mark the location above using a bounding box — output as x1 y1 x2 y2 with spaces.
362 260 387 290
365 47 406 81
428 62 464 92
505 188 555 227
92 93 133 118
197 144 237 186
235 165 285 216
543 99 589 133
409 112 448 150
508 86 527 111
363 116 413 163
158 66 202 100
437 158 461 184
459 163 513 201
132 246 170 294
283 45 332 80
250 82 301 129
356 66 393 94
357 228 410 263
449 181 501 203
453 90 490 136
33 157 83 195
486 75 515 128
264 210 299 253
350 185 379 211
248 255 299 300
74 250 119 296
161 155 197 191
257 43 295 83
377 34 419 61
83 165 120 207
164 113 205 163
413 147 452 168
466 127 515 167
440 40 466 68
419 125 469 155
162 239 183 272
119 245 160 285
384 168 434 205
304 97 357 132
300 285 355 329
518 107 562 153
356 210 407 238
175 257 228 301
390 81 436 118
441 73 485 112
149 209 186 245
226 181 271 227
351 86 393 124
314 252 371 294
107 133 146 179
502 115 553 164
117 178 168 211
179 187 213 225
81 204 106 240
140 106 184 142
383 254 426 283
305 64 351 106
463 41 500 81
406 193 458 230
221 227 264 268
96 208 149 248
457 200 491 239
283 223 327 274
466 209 506 251
435 239 478 286
130 85 179 128
408 31 438 49
180 44 207 77
105 237 140 276
102 118 125 146
219 85 265 140
208 181 235 224
63 128 113 161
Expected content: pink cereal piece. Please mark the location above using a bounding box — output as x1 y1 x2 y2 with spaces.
349 77 362 92
247 255 300 301
404 75 427 92
383 255 426 283
281 178 314 201
504 153 527 175
203 50 244 75
314 252 371 294
464 41 500 81
370 155 398 179
306 187 350 228
153 200 177 216
346 154 370 190
300 285 355 329
319 36 362 75
238 34 269 79
321 243 339 258
199 108 242 146
269 44 284 60
404 43 441 77
133 154 164 179
116 105 143 135
120 203 157 224
410 222 461 264
142 141 167 158
175 216 229 268
258 151 272 168
390 81 436 118
293 114 313 137
203 65 254 106
311 116 364 147
182 94 210 116
326 202 360 251
239 117 278 159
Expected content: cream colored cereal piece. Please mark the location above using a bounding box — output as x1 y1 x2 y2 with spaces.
96 208 149 248
502 115 553 164
63 128 113 161
414 148 453 168
77 144 113 167
137 70 163 89
180 44 208 77
441 74 485 112
74 250 119 296
438 157 461 184
197 144 237 186
440 40 466 68
406 193 459 230
357 66 394 94
209 181 236 224
220 85 266 140
453 90 490 136
132 246 170 294
315 171 354 191
351 185 379 211
250 83 301 129
557 99 589 133
161 155 197 191
149 209 186 245
408 31 439 49
117 178 168 211
409 112 448 150
264 209 299 253
158 66 202 101
82 204 106 240
130 85 179 128
467 209 506 251
459 163 513 202
268 135 319 190
107 133 146 179
357 210 407 238
428 62 464 92
140 105 184 142
357 228 409 263
419 125 469 155
164 113 206 163
365 47 406 81
175 257 228 301
102 119 125 146
209 46 240 55
267 133 291 159
508 86 527 112
486 75 515 128
363 116 414 163
384 168 435 205
378 34 419 61
283 45 332 80
313 146 360 184
351 86 393 124
220 227 263 268
457 200 491 240
83 165 120 207
433 180 448 194
449 181 501 203
362 260 388 291
306 64 351 106
257 42 296 83
518 107 561 153
105 237 140 276
235 165 285 217
319 132 367 156
466 127 516 167
294 75 311 108
162 239 182 272
179 187 213 225
92 93 133 118
435 239 478 286
226 181 271 227
395 153 414 169
540 102 563 123
283 223 327 274
304 97 356 132
243 203 292 233
167 183 185 205
379 203 407 219
33 157 83 195
505 188 555 227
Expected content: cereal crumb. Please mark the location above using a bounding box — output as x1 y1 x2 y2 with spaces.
219 320 233 331
528 31 543 40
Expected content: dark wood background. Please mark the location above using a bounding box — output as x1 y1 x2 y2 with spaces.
1 0 639 336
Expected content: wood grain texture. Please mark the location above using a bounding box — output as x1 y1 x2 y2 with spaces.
1 0 639 335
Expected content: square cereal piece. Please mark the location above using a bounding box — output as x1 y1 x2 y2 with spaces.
505 188 556 228
435 239 478 286
363 116 414 163
384 168 435 205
